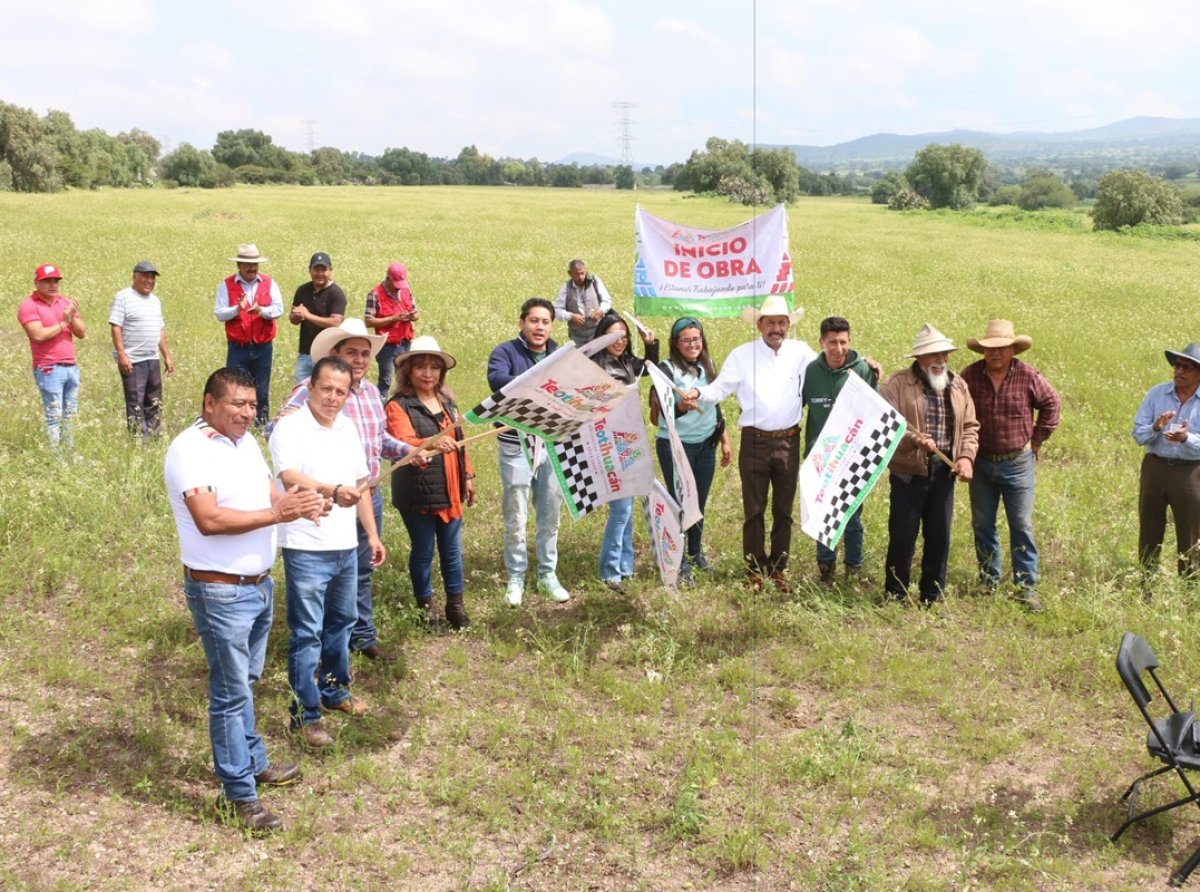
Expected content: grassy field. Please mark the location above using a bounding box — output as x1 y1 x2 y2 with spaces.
2 185 1200 890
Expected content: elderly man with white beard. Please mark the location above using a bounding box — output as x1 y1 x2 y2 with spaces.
880 324 979 604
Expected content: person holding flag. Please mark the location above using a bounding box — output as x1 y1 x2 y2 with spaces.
649 318 731 585
588 312 658 592
801 316 879 587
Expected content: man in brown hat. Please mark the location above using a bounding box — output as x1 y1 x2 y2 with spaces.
1132 343 1200 578
214 244 284 425
880 324 978 604
960 320 1060 611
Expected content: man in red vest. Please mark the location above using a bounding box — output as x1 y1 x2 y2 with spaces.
214 244 284 425
364 261 418 395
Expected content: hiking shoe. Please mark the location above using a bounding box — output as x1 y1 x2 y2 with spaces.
1014 589 1043 613
771 572 792 594
603 578 626 594
325 696 370 717
817 561 836 588
293 721 334 748
219 797 283 833
538 574 571 603
505 576 525 607
254 762 301 787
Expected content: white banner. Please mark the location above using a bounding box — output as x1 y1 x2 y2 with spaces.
549 387 656 520
642 480 685 592
644 361 702 530
799 373 906 549
633 204 794 318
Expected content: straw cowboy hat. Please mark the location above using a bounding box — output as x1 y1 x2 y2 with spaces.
967 319 1032 355
909 323 957 357
395 335 457 370
739 294 804 326
227 243 270 263
310 318 386 361
1165 343 1200 369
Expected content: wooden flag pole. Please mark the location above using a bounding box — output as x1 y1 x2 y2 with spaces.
368 425 511 487
903 430 957 471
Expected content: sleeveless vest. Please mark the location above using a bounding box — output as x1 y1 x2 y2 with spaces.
224 276 276 345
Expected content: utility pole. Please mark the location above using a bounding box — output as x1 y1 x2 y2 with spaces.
612 101 637 167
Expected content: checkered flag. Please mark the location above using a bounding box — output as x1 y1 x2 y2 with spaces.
553 431 603 518
467 341 629 442
800 376 906 550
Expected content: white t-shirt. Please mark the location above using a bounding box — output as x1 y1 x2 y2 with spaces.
269 402 368 551
164 419 277 575
696 337 817 431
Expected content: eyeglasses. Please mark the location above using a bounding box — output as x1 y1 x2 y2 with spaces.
677 337 703 346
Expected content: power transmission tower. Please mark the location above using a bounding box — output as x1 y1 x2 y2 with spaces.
612 101 638 167
303 119 319 152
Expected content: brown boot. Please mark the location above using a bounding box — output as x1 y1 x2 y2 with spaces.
416 595 445 632
445 593 470 630
817 561 836 588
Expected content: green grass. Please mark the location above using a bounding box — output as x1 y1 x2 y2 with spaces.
2 186 1199 889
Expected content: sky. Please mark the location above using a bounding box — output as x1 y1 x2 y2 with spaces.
3 0 1199 166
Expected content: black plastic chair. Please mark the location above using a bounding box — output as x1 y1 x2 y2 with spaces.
1113 631 1200 886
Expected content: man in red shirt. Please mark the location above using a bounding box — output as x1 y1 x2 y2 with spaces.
18 263 87 448
961 320 1060 611
214 244 284 426
364 262 418 394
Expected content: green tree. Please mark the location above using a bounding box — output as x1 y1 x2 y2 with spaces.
1091 169 1184 230
1017 173 1076 210
159 143 233 188
871 171 908 204
614 164 635 190
905 143 987 209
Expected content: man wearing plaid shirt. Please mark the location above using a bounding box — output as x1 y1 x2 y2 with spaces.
272 319 414 661
880 324 979 604
961 320 1060 612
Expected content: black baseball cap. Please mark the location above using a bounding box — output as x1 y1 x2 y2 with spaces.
309 252 332 268
133 260 159 275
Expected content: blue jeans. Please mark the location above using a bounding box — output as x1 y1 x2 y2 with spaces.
226 341 273 425
33 363 80 448
293 353 313 386
970 451 1038 589
599 497 635 581
184 573 274 803
656 436 717 560
498 438 561 578
283 548 358 727
350 487 384 652
817 506 864 566
376 340 411 396
400 510 464 600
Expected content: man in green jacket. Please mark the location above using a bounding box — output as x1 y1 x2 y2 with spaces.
802 317 880 586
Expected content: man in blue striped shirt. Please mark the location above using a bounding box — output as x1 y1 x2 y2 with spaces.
1133 343 1200 577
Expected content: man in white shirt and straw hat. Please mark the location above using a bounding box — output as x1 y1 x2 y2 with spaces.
680 294 813 592
880 323 979 605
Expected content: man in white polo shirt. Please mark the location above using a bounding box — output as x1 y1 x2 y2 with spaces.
165 368 326 833
109 260 175 439
269 356 385 748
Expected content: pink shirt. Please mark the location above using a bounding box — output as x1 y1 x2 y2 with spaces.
17 293 76 369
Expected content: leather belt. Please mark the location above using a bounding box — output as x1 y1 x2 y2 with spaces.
1149 454 1200 468
744 425 799 440
185 566 271 585
984 445 1029 462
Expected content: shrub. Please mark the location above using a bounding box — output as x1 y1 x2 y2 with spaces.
888 188 931 211
1092 169 1184 231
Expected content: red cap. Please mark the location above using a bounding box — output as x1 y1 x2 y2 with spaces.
35 263 63 282
386 262 407 288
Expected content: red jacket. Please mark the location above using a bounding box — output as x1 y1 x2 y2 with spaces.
372 282 414 344
224 276 276 345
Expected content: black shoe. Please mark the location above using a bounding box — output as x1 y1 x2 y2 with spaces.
356 644 395 663
254 762 301 787
690 553 713 573
445 594 470 630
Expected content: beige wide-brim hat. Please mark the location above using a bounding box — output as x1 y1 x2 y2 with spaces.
310 318 386 361
395 335 457 370
967 319 1032 354
739 294 804 325
909 323 957 357
228 243 270 263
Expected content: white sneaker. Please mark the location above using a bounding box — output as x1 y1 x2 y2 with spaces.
537 574 571 603
505 576 524 607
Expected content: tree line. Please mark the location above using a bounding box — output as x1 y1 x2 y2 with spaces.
2 97 1197 231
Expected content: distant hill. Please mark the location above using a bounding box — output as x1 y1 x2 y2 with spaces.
555 151 659 169
777 116 1200 168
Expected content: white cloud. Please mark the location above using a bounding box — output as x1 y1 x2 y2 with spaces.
654 18 719 44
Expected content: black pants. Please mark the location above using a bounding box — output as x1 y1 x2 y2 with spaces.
120 358 163 438
885 464 955 601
